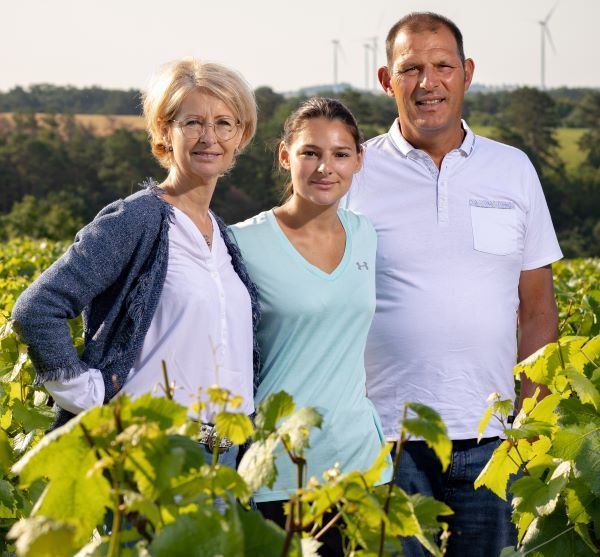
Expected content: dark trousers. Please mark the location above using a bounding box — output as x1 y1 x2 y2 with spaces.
256 500 345 557
392 438 517 557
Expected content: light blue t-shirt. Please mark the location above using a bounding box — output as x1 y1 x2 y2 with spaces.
229 208 391 502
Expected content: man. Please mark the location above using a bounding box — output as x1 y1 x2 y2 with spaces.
343 12 562 557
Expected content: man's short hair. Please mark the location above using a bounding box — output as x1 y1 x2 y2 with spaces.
385 12 466 67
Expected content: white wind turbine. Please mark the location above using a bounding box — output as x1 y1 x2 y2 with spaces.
539 3 558 90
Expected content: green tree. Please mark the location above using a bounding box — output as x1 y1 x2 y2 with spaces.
495 87 560 173
0 193 84 241
576 92 600 167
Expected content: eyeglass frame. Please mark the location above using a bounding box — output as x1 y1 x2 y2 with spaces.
170 116 242 142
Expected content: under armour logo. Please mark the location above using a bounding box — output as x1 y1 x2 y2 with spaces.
356 261 369 270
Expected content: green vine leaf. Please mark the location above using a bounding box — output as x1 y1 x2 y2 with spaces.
7 516 76 557
234 505 295 556
150 509 243 557
253 391 295 440
214 411 254 445
511 461 570 517
563 365 600 411
237 434 279 492
404 403 451 471
0 478 17 518
475 440 523 500
410 493 453 557
521 505 590 556
278 407 323 453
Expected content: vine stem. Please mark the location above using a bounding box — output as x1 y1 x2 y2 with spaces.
557 299 574 335
107 470 122 557
280 437 305 557
314 510 342 540
556 338 566 371
580 346 600 369
161 360 173 400
281 499 295 557
296 459 304 530
378 403 409 557
107 404 124 557
522 525 575 555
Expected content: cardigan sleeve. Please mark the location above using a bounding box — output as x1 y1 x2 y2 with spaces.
11 198 145 382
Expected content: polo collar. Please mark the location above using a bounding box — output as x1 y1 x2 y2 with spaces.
389 119 476 158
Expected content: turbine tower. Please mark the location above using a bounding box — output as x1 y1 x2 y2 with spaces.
539 3 558 90
371 37 378 91
364 43 372 90
332 39 340 92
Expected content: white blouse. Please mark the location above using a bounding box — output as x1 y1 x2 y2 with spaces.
45 208 255 420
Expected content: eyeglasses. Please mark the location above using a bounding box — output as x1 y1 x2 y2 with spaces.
171 117 241 142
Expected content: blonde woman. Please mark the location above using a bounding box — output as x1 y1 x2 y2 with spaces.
12 58 259 467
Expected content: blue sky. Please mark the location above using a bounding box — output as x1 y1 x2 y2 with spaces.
2 0 598 93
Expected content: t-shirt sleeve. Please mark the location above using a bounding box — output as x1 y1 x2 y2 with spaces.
521 160 563 271
226 225 241 248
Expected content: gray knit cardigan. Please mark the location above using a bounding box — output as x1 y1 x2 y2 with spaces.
12 181 260 427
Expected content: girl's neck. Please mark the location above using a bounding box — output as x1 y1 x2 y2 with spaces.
275 195 340 232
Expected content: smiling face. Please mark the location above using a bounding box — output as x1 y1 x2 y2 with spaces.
280 117 363 208
379 25 474 148
166 89 241 185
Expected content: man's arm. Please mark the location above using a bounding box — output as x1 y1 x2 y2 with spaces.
516 264 559 409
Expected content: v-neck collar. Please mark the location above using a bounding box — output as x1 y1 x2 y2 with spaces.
266 209 351 281
172 206 218 257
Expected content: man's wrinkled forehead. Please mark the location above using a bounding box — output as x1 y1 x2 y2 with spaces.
390 27 462 64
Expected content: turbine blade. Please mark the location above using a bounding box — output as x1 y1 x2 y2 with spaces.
545 1 559 23
545 26 557 54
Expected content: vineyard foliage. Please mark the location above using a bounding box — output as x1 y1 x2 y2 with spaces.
0 238 599 556
476 259 600 555
0 238 451 556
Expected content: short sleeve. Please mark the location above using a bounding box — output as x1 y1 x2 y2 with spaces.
521 161 563 271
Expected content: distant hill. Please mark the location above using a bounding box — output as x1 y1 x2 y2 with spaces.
0 112 145 136
0 84 142 115
1 83 597 116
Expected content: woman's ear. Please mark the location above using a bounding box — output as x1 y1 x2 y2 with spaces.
279 141 291 170
161 121 172 151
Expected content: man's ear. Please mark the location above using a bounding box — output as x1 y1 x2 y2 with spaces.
378 66 394 97
463 58 475 92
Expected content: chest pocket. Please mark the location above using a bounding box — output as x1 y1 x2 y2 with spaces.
470 200 519 256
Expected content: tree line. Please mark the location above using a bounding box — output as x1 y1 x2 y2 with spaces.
0 83 594 127
0 85 598 257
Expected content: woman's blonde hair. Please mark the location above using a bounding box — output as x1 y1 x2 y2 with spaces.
143 58 257 169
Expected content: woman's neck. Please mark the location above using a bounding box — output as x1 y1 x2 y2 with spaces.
159 170 216 221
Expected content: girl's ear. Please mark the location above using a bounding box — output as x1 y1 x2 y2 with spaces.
354 145 364 174
279 141 291 170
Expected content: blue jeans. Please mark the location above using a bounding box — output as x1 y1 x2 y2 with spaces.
392 438 517 557
199 443 239 469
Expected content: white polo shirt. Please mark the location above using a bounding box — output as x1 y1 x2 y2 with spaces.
343 120 562 440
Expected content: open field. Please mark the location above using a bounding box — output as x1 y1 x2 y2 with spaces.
471 125 587 172
0 112 145 136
